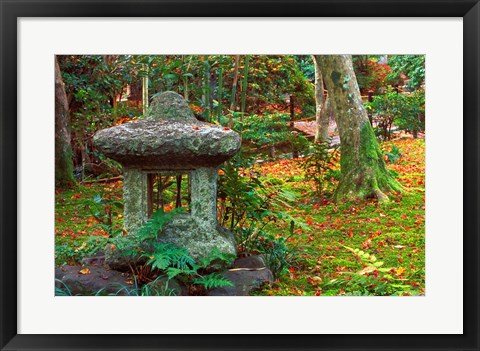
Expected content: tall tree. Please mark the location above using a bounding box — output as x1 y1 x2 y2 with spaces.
55 56 75 187
317 55 401 202
312 56 330 143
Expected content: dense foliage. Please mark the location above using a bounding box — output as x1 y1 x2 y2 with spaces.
366 88 425 139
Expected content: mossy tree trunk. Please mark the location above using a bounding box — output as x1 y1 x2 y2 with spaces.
312 56 330 143
55 56 75 188
318 55 401 202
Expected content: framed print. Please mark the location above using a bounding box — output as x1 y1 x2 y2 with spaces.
1 0 479 350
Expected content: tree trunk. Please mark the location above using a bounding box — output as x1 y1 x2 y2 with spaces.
312 56 330 143
55 56 75 187
318 55 401 202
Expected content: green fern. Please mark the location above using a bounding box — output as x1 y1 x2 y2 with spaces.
193 273 234 290
384 144 402 163
166 267 197 280
198 247 236 269
145 243 194 271
135 208 184 241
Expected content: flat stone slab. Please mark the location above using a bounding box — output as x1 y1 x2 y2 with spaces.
55 265 131 296
208 256 273 296
233 255 267 269
207 268 274 296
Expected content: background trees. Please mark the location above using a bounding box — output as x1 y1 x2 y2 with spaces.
56 54 425 198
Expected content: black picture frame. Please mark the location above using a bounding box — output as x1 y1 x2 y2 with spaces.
1 1 478 350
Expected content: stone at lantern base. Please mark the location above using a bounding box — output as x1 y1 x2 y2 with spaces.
157 213 237 267
104 213 236 272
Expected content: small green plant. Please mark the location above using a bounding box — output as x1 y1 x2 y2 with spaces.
217 153 298 234
55 235 109 266
55 279 73 296
321 245 420 296
78 192 123 237
102 275 180 296
107 208 185 275
237 221 300 280
384 144 402 163
301 140 339 198
258 222 300 280
165 248 235 290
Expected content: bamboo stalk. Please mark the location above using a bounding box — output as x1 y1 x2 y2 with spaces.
240 55 250 116
142 63 149 116
203 56 211 122
230 55 240 111
217 55 224 122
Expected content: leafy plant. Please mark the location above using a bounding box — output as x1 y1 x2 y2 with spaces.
55 279 73 296
365 87 425 140
217 153 298 234
235 113 292 151
108 208 183 270
321 245 421 296
257 221 300 280
301 140 339 197
108 209 234 294
394 89 425 137
387 55 425 89
89 193 123 237
168 249 234 289
384 144 402 163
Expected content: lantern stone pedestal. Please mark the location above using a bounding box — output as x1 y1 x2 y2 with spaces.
93 91 241 269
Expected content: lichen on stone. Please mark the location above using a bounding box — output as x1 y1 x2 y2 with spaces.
146 91 196 121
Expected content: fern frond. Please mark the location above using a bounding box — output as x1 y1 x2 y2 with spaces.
193 273 234 290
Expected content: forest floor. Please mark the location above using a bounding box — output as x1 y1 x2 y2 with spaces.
55 137 425 296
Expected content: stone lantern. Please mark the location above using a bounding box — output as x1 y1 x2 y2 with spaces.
93 91 241 264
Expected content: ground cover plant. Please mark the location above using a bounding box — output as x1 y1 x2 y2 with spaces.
55 54 425 296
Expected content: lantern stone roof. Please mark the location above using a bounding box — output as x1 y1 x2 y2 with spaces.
93 92 241 170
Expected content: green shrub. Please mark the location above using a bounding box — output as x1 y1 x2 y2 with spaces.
217 153 297 234
395 89 425 137
384 144 402 163
301 140 339 198
365 88 425 140
77 191 124 237
233 113 292 150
